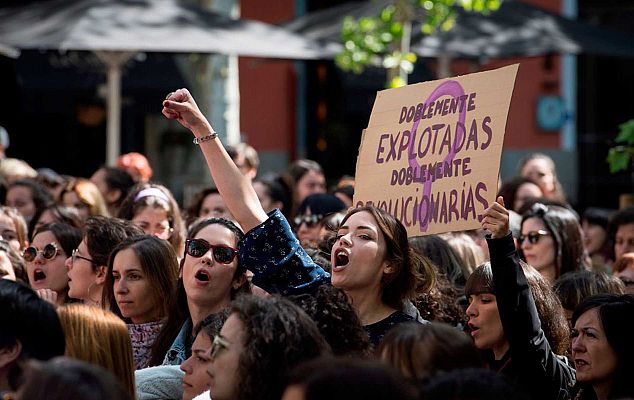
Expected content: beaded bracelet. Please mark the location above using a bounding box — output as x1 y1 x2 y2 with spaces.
193 132 218 145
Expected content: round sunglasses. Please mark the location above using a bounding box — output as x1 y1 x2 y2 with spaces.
23 243 60 262
185 238 238 264
519 229 550 244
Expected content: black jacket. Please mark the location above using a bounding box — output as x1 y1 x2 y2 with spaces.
488 233 576 400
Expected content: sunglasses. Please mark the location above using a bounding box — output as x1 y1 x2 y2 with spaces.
519 230 550 244
210 335 230 360
185 238 238 264
23 243 60 262
293 214 323 229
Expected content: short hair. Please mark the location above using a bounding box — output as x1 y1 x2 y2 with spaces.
103 235 179 322
521 202 590 279
83 216 143 270
290 285 371 357
226 142 260 171
378 322 483 384
553 271 625 312
193 310 230 340
231 295 331 400
16 357 132 400
465 261 570 355
0 280 65 387
572 294 634 399
341 207 435 309
57 305 135 399
60 178 110 217
287 357 418 400
117 183 185 254
0 206 28 249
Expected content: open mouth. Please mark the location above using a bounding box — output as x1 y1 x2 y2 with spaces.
33 269 47 282
334 250 349 268
195 270 211 282
575 359 588 368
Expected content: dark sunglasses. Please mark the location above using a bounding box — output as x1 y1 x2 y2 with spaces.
23 243 60 262
519 230 550 244
293 214 323 229
185 238 238 264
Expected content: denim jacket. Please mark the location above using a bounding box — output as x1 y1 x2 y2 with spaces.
162 318 193 366
239 209 330 296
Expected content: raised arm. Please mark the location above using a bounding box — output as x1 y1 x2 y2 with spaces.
482 197 575 400
162 88 267 231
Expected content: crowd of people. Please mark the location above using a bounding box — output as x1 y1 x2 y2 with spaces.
0 88 633 400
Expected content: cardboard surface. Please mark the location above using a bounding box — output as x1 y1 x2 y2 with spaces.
353 64 519 237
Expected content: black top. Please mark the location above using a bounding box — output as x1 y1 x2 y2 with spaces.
365 311 416 347
487 233 576 400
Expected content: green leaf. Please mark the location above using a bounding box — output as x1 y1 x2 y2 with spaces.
607 147 631 173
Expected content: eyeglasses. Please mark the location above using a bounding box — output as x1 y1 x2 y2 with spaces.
185 239 238 264
519 230 550 244
293 214 323 229
210 335 230 360
71 248 94 264
23 243 60 262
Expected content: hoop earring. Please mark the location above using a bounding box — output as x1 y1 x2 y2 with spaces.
86 282 99 305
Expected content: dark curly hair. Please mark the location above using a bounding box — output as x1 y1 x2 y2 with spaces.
340 206 435 310
290 284 371 357
413 272 467 327
231 295 331 400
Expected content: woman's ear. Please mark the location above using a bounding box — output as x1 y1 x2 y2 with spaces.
0 341 22 369
95 265 107 285
232 273 247 290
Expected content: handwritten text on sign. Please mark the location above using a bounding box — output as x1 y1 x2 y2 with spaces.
353 64 519 237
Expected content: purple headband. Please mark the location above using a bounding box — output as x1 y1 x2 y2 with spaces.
134 188 170 203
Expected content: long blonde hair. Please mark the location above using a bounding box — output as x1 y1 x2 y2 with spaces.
57 304 136 399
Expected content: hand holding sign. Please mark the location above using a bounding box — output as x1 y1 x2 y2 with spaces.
354 64 519 237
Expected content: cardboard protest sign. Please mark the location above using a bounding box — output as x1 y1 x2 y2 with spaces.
353 64 519 237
